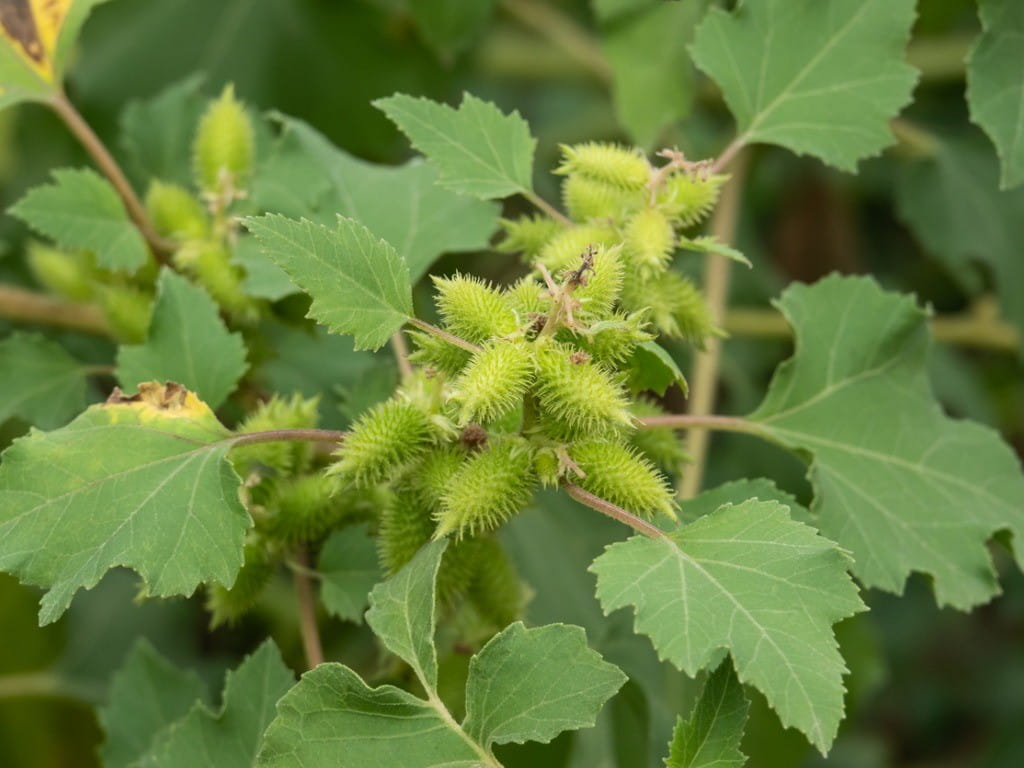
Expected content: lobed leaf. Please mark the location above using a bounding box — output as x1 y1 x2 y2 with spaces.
243 214 413 351
751 275 1024 608
690 0 918 171
135 641 294 768
0 0 110 108
117 269 249 409
10 168 149 271
0 332 90 429
317 523 382 623
98 639 207 768
966 0 1024 189
258 116 499 282
590 499 863 753
665 662 749 768
375 92 536 199
0 382 249 624
895 133 1024 348
463 621 627 746
365 538 447 691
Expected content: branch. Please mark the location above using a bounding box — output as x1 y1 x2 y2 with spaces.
522 189 572 226
499 0 611 84
48 92 176 259
680 149 749 500
637 414 765 436
563 483 668 539
408 317 483 354
391 331 413 379
0 672 103 703
293 545 324 670
723 304 1020 353
0 283 112 336
230 428 346 447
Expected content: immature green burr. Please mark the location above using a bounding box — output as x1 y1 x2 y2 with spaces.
193 84 255 193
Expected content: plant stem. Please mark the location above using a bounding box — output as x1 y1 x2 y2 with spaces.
523 189 572 225
723 304 1020 353
563 483 667 540
500 0 611 84
230 428 346 447
408 317 482 354
294 546 324 670
890 118 942 159
391 331 413 379
48 91 176 259
710 135 748 175
0 283 112 336
0 672 103 703
637 413 765 435
680 149 749 500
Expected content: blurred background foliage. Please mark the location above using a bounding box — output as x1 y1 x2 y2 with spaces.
1 0 1022 766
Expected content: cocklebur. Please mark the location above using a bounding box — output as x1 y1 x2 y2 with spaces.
450 341 534 425
432 273 519 343
434 437 537 539
534 341 633 439
193 84 255 194
656 171 728 227
556 142 650 190
232 393 320 479
536 223 617 273
145 180 209 241
496 215 562 259
570 440 676 520
623 207 675 278
330 397 434 487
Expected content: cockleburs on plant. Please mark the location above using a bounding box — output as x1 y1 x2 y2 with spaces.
14 83 263 341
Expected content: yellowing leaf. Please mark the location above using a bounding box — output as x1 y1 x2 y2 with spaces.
0 0 110 107
0 382 249 624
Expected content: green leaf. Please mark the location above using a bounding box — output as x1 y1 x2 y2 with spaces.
120 75 208 188
690 0 918 171
590 499 863 753
895 133 1024 346
98 639 207 768
601 0 703 149
256 664 482 768
408 0 497 58
10 168 149 271
365 538 447 691
243 214 413 351
683 478 812 527
263 116 500 282
0 332 89 428
0 383 249 624
626 341 688 396
750 275 1024 609
317 523 382 623
665 662 749 768
967 0 1024 189
137 640 294 768
463 621 626 746
258 534 623 766
375 92 536 199
117 269 249 409
0 0 110 108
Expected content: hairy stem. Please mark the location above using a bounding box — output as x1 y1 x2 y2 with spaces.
49 92 176 259
523 189 572 226
408 317 482 354
500 0 611 84
563 483 667 540
0 283 112 336
230 428 346 447
637 413 765 435
681 149 749 500
294 546 324 670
